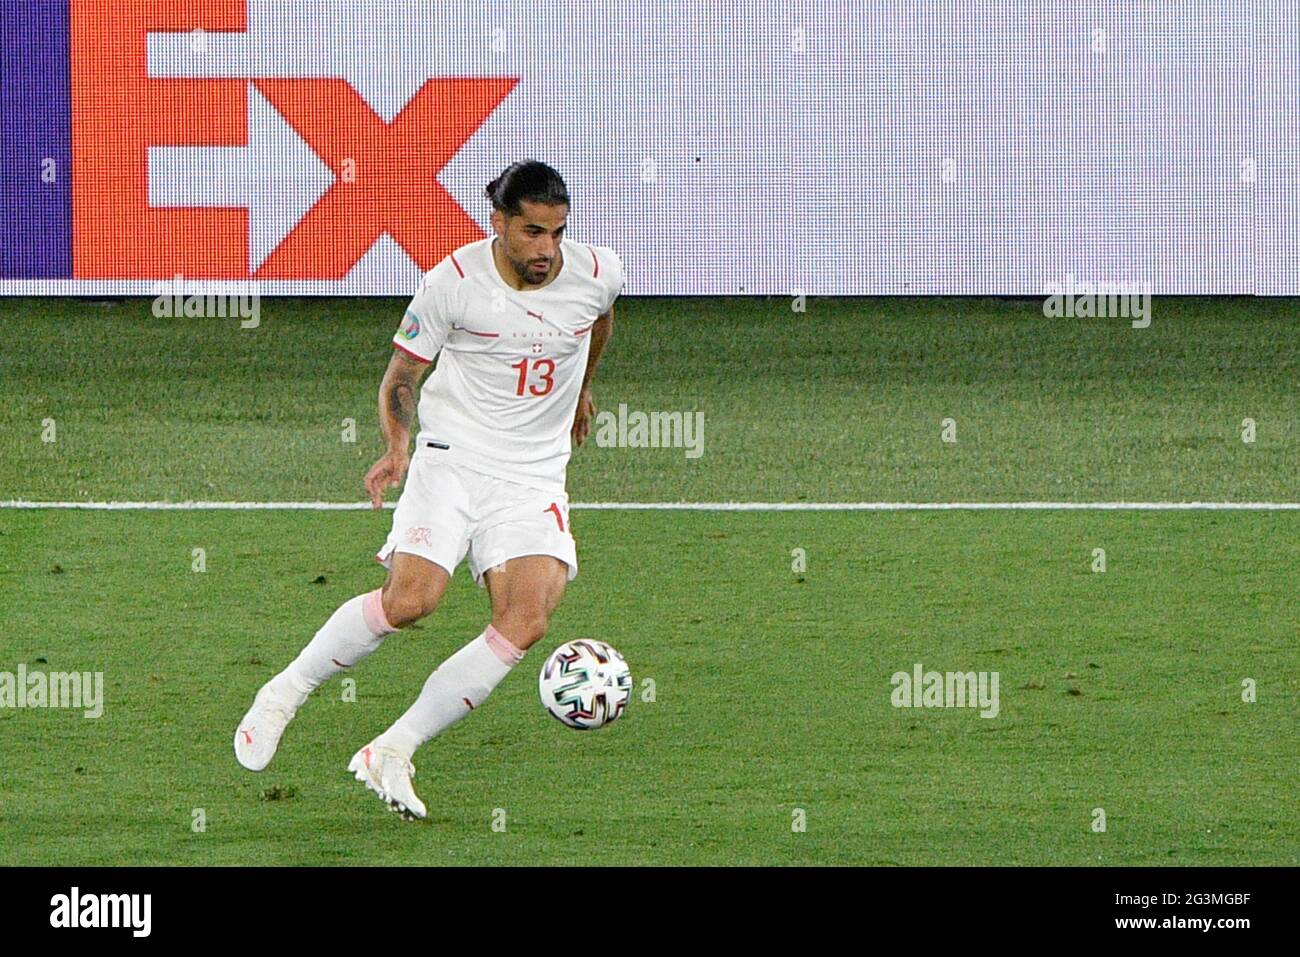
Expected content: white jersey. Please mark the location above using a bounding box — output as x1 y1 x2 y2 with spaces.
392 237 625 493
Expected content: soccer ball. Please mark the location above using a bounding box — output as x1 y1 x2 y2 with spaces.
538 639 632 730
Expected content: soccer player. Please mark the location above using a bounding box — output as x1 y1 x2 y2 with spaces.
234 160 623 819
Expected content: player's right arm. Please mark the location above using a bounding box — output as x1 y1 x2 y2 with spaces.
364 259 459 508
364 350 430 509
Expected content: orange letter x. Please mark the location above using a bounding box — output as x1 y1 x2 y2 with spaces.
253 77 517 279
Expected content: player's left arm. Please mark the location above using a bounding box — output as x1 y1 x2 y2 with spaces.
572 305 614 448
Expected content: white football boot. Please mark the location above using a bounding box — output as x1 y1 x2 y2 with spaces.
233 680 303 771
348 742 427 821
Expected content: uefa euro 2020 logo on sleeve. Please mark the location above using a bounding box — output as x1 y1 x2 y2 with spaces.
399 312 420 340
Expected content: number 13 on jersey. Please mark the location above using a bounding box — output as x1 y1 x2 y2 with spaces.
510 357 556 397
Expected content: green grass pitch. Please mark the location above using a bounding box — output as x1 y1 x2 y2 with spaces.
0 295 1296 865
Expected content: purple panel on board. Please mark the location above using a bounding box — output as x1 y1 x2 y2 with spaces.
1 0 72 279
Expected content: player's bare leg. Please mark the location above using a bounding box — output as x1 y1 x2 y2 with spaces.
236 553 447 771
355 554 568 820
484 554 569 653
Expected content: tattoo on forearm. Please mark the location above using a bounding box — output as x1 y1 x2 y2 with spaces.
385 380 415 432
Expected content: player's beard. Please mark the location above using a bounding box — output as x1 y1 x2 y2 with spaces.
495 236 554 287
514 255 551 286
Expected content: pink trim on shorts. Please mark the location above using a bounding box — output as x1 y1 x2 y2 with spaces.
484 624 525 665
362 588 397 636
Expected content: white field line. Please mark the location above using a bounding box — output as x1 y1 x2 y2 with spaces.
2 500 1299 512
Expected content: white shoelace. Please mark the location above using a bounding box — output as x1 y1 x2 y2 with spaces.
373 746 416 780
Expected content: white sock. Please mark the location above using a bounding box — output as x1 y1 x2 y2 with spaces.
375 624 525 759
271 588 397 704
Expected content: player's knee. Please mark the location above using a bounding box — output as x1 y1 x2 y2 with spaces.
381 586 437 629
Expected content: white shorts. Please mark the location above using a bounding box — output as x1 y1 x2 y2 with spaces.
375 451 577 588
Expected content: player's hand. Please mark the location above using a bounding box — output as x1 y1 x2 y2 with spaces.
364 449 410 509
572 387 596 448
